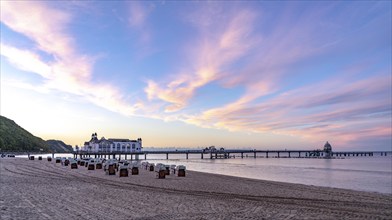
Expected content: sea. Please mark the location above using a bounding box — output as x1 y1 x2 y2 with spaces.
15 153 392 194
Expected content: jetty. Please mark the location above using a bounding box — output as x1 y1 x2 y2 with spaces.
4 142 389 160
72 149 391 160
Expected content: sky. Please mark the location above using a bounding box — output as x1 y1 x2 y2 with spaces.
0 1 391 151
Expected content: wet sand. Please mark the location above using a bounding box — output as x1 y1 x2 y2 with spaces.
0 158 391 219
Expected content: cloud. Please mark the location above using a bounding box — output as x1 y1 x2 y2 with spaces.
139 3 390 149
0 1 138 116
2 2 390 149
0 1 73 57
0 44 52 78
128 1 148 28
145 7 258 112
183 73 391 146
143 3 345 114
127 1 154 44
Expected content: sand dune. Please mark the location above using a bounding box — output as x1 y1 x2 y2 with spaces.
0 158 391 219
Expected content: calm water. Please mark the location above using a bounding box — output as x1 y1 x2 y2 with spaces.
17 153 392 194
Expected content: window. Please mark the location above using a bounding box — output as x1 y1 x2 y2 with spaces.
132 144 136 149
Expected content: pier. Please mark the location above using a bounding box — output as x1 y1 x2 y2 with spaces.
72 149 391 160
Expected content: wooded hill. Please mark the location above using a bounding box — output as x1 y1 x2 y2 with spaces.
0 115 73 153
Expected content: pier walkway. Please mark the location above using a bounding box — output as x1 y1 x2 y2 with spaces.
72 149 391 160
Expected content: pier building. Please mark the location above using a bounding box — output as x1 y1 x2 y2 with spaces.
81 133 142 153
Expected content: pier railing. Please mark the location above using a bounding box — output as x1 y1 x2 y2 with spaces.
71 149 391 160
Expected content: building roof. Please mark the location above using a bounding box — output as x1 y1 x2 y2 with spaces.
84 136 140 146
324 141 332 151
108 138 133 142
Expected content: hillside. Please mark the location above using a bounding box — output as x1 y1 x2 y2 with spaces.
0 115 48 152
0 116 73 153
46 140 73 153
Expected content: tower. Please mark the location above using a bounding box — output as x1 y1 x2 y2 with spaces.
138 138 142 149
91 132 98 141
323 141 332 158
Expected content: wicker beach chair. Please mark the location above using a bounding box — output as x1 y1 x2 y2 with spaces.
88 162 95 170
71 162 78 169
149 163 155 171
164 164 170 175
177 165 186 177
156 164 166 179
131 164 139 175
96 163 103 169
106 164 116 175
119 165 129 177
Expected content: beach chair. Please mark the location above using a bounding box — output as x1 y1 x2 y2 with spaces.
155 163 163 172
71 162 78 169
38 156 42 160
104 159 115 170
47 157 52 162
158 170 166 179
106 164 116 175
119 165 129 177
96 163 103 169
148 163 155 171
61 158 69 166
155 164 165 178
88 162 95 170
164 164 170 175
156 165 166 179
170 165 176 174
177 165 186 177
29 156 35 160
80 160 85 166
131 164 139 175
55 157 61 163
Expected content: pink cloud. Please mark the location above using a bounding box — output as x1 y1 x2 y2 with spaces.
1 1 139 116
128 2 154 45
144 8 258 112
1 1 74 57
183 72 391 148
139 4 390 149
128 1 149 28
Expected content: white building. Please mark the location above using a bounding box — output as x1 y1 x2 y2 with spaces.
82 133 142 153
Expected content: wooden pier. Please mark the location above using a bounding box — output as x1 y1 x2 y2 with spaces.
72 149 391 160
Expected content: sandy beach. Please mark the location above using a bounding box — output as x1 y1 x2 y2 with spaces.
0 158 391 219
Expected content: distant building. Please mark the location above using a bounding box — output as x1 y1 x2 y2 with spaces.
81 132 142 153
323 141 332 158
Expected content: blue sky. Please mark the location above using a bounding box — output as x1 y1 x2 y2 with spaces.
1 1 391 150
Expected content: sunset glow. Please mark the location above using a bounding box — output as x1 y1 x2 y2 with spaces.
1 1 391 150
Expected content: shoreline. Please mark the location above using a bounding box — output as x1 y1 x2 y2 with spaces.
1 158 391 219
188 170 392 196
